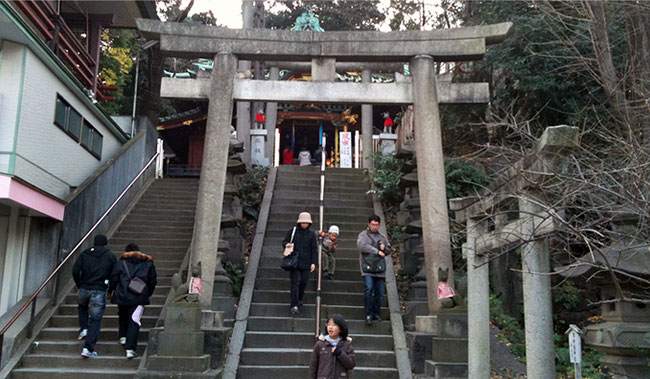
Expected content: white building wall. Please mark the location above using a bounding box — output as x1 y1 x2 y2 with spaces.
13 44 123 200
0 41 25 175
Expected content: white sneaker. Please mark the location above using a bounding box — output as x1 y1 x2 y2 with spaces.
119 337 126 345
77 329 87 340
126 350 137 359
81 348 97 358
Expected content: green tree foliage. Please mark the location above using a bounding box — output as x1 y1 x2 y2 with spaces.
99 29 138 115
444 159 488 198
367 153 405 208
266 0 385 31
237 166 269 220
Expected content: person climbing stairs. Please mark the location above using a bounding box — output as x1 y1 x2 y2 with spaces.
10 178 198 378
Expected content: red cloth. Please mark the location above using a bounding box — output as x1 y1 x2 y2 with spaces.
438 282 456 299
255 113 265 122
282 150 294 165
384 117 393 127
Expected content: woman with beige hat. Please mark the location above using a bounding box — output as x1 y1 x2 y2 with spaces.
282 212 318 315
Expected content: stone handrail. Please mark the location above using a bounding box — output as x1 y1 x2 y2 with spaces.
221 167 277 379
371 184 414 379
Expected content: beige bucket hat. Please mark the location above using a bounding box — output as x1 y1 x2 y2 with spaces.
296 212 313 224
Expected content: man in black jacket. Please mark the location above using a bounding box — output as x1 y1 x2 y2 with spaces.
72 234 117 358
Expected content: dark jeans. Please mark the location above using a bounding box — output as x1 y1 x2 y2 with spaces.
363 275 385 318
289 269 310 307
118 305 142 350
78 288 106 351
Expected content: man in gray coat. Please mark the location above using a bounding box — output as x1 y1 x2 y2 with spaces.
356 215 391 325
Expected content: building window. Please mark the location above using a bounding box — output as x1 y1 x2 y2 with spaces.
54 97 67 129
67 108 82 141
81 121 93 149
53 94 102 159
92 130 103 158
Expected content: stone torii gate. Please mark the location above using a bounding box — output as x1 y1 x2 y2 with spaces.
136 19 512 315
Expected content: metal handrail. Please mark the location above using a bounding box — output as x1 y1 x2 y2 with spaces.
0 152 159 362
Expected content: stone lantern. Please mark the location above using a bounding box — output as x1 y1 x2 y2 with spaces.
558 212 650 378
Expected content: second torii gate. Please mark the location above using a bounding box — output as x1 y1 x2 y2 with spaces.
136 18 512 326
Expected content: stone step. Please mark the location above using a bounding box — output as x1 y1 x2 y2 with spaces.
274 191 371 201
432 337 468 363
27 340 146 355
142 194 198 202
246 316 391 335
251 290 386 308
50 314 159 328
112 230 193 239
125 212 197 221
152 178 199 186
424 360 468 378
267 214 370 225
240 347 395 367
57 304 163 316
260 256 361 270
117 247 188 256
109 237 191 246
281 179 368 189
278 166 363 174
11 367 137 378
116 224 194 233
243 331 393 350
63 294 167 305
237 365 398 379
263 237 362 249
264 229 365 241
270 204 374 215
257 268 363 282
128 209 197 218
19 353 140 370
249 302 388 321
36 327 150 341
254 278 365 293
134 200 197 208
271 198 372 208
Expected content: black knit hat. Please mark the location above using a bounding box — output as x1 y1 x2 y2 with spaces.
93 234 108 246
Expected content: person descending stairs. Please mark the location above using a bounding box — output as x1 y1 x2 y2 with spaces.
10 178 198 378
238 165 398 378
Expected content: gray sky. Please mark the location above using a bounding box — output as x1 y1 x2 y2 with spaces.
186 0 413 31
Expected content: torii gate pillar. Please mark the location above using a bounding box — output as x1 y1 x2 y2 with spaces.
410 55 453 314
191 52 237 308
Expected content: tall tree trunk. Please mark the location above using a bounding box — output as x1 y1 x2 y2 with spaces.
582 0 633 141
625 4 650 146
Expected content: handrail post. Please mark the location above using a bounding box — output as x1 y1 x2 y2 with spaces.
315 135 326 339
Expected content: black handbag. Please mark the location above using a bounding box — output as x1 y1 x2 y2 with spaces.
281 227 298 271
361 253 386 274
361 231 387 274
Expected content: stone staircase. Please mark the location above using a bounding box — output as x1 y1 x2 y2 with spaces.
10 178 198 378
238 165 399 378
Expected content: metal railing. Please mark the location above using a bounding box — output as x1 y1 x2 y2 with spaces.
0 152 159 363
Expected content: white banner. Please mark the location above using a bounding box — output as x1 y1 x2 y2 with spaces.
340 132 352 168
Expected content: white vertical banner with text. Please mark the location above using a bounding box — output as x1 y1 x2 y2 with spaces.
339 132 352 168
